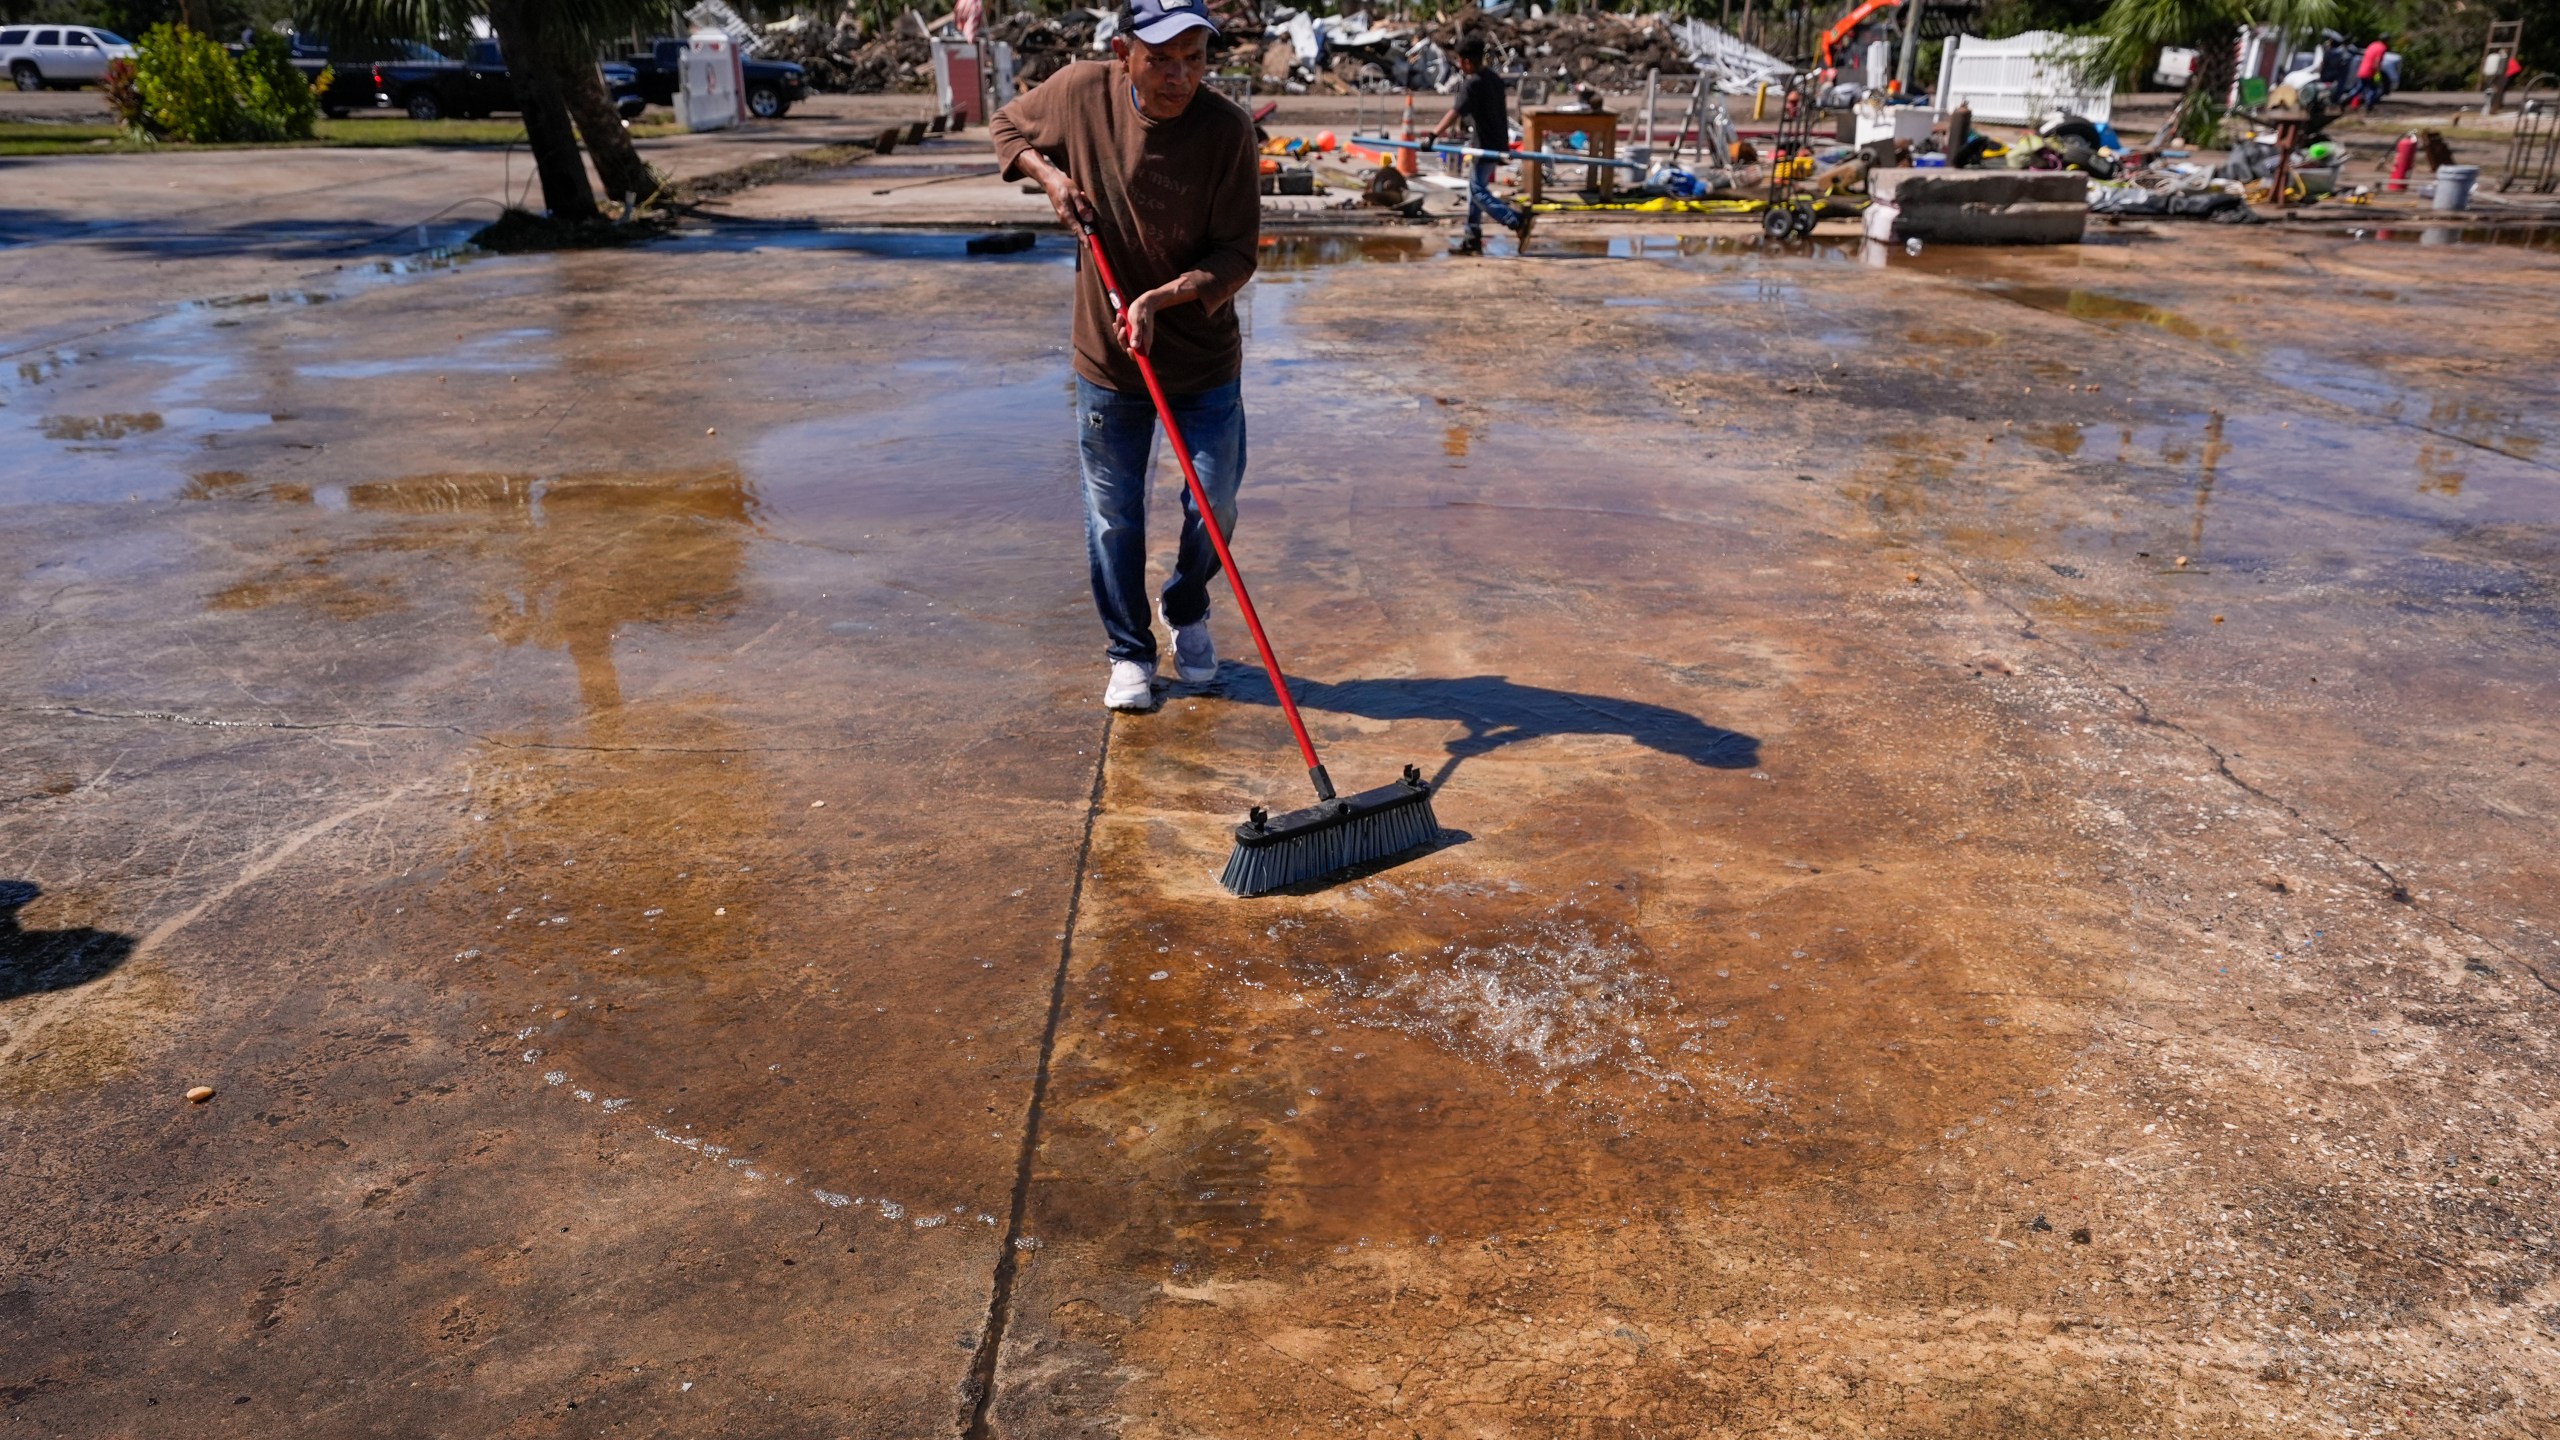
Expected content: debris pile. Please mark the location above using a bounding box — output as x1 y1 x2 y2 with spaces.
758 4 1788 97
759 7 1118 94
752 12 920 92
1239 8 1789 96
999 7 1107 87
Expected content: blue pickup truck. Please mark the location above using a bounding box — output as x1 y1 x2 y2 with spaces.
349 38 646 122
619 38 808 119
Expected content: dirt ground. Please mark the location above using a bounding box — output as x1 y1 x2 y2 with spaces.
2 142 2557 1440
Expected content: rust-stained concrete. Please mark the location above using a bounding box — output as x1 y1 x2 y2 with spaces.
3 221 2556 1438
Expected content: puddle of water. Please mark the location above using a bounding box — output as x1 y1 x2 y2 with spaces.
2351 223 2560 249
1975 282 2244 351
746 364 1078 536
38 412 164 441
1 397 273 505
1257 232 1438 269
296 327 555 381
2259 344 2550 463
0 241 489 507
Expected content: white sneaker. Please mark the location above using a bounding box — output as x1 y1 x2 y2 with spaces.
1161 606 1217 684
1104 658 1158 711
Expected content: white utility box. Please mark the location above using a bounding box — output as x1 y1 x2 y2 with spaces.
675 29 746 132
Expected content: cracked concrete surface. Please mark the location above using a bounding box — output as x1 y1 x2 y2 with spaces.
2 216 2556 1438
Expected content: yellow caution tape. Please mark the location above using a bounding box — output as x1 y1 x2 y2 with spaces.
1525 196 1769 214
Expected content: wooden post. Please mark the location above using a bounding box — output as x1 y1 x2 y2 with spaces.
1895 0 1922 92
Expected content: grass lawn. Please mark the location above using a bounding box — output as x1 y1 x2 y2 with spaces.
0 122 132 155
0 116 681 156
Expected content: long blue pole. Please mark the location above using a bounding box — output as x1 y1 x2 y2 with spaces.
1351 133 1648 171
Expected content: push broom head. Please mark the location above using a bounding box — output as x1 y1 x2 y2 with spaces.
1221 765 1442 896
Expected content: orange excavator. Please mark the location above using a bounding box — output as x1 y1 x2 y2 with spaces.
1816 0 1904 71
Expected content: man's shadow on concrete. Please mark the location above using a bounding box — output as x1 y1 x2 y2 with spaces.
0 882 137 1003
1210 670 1761 789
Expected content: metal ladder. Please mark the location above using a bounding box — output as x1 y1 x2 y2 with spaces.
2501 75 2559 192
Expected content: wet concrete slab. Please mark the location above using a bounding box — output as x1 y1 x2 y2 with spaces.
958 232 2560 1436
3 220 2556 1437
0 99 936 356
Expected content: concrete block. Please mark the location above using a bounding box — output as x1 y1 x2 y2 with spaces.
1864 168 2088 245
1869 168 2090 207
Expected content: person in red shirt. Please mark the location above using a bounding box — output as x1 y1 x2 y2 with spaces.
2355 35 2389 109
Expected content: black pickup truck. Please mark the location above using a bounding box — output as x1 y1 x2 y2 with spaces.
357 39 645 122
619 37 808 118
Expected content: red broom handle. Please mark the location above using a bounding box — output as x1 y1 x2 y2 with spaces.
1077 221 1335 802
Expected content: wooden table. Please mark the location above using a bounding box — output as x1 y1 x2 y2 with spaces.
1520 107 1621 202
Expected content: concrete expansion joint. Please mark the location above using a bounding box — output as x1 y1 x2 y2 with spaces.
962 708 1114 1440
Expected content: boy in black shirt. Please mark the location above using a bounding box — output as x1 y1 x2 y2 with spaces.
1428 33 1534 255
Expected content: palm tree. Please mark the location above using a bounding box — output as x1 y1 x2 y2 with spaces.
2084 0 2338 143
306 0 660 221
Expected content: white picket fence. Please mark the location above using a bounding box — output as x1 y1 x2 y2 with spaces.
1935 31 2112 125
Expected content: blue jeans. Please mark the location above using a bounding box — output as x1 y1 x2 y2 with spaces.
1076 375 1247 665
1466 156 1524 241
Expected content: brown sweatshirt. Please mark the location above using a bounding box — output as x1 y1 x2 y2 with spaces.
990 59 1260 395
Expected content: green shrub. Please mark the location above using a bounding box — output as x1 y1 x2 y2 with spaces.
131 24 242 143
124 25 324 144
235 33 323 142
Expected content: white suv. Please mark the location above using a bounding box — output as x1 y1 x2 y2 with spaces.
0 25 136 90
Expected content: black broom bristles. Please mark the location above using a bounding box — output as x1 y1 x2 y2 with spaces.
1220 768 1442 896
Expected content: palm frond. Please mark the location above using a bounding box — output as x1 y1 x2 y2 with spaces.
299 0 670 51
298 0 482 49
535 0 684 46
2082 0 2238 84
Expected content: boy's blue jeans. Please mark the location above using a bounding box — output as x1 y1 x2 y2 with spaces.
1466 157 1525 241
1076 374 1247 666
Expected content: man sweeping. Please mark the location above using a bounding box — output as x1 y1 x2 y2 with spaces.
1428 33 1534 255
990 0 1261 712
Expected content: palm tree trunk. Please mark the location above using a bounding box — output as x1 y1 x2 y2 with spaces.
487 0 598 220
555 49 659 208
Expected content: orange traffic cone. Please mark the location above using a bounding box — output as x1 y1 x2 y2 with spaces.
1397 92 1419 177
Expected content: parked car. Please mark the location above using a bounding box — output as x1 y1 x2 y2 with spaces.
360 39 645 122
0 25 136 90
619 37 807 119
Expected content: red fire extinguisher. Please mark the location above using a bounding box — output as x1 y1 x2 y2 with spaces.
2386 133 2416 192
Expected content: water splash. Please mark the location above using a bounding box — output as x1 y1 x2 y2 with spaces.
1299 914 1755 1111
